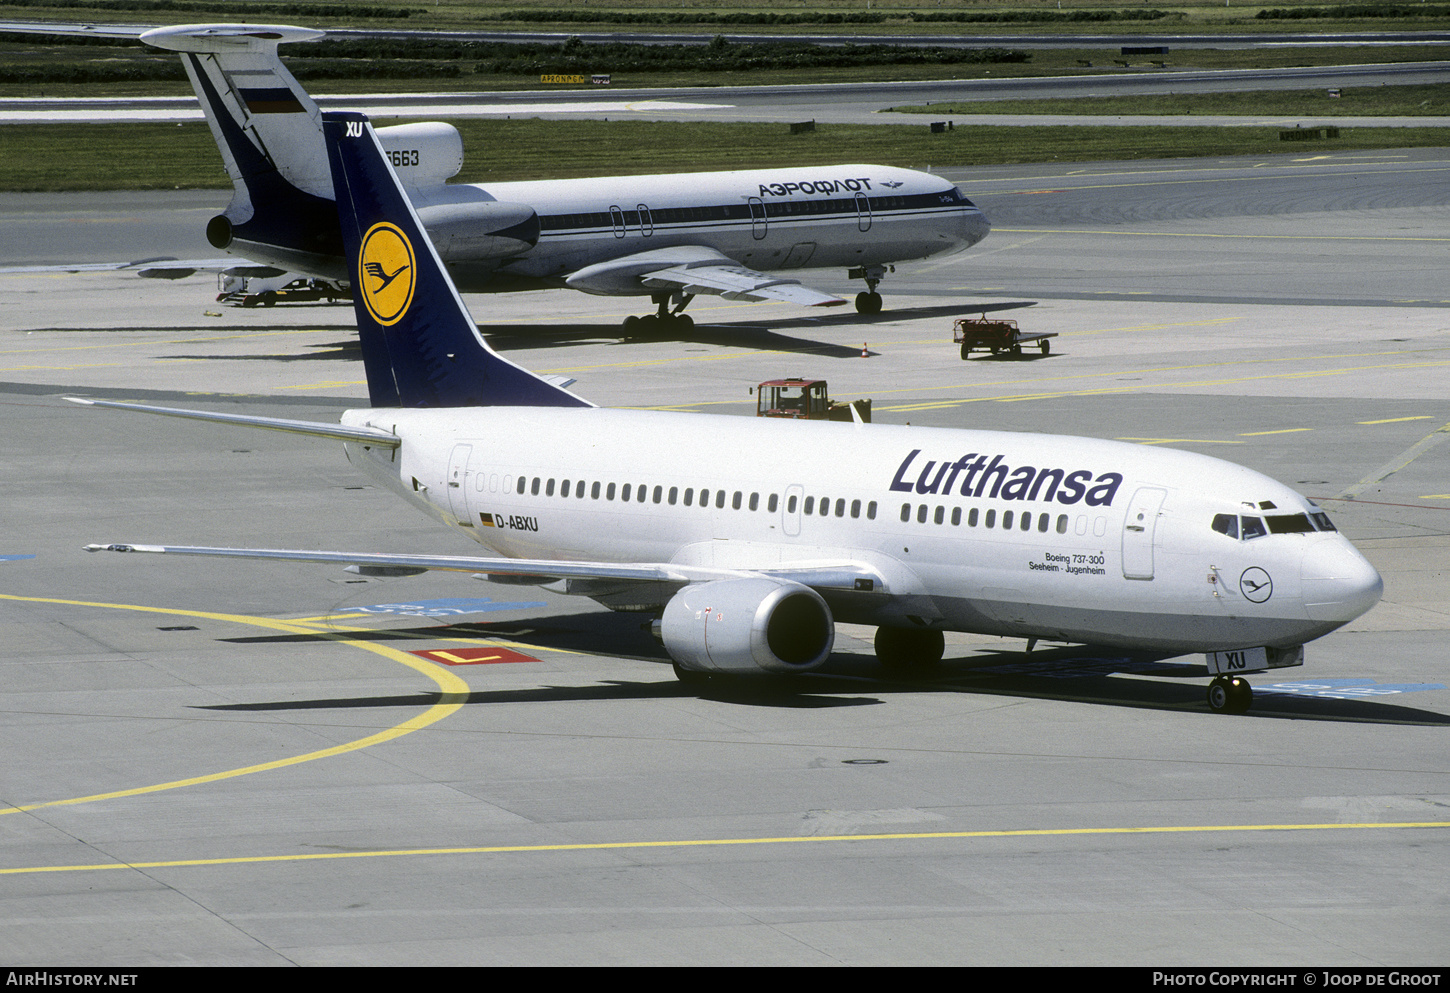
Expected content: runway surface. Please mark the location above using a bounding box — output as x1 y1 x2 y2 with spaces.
0 149 1447 966
7 63 1450 126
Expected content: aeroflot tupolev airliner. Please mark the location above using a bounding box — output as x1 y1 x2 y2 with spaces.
79 112 1383 715
138 23 989 328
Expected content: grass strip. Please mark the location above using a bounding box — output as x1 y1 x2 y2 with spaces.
4 119 1448 191
889 84 1450 118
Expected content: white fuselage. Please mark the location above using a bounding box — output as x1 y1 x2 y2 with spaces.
412 163 987 289
339 407 1382 654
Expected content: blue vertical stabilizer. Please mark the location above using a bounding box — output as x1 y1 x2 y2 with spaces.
323 111 591 409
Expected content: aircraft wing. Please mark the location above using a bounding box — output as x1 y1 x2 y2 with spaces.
82 543 889 593
564 246 846 307
0 258 273 280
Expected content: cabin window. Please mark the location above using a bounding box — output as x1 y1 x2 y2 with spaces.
718 491 727 509
804 496 814 515
835 499 845 517
699 488 708 506
749 492 759 511
768 494 779 513
732 491 742 510
560 479 571 498
787 495 797 514
668 487 678 505
851 499 861 519
900 503 911 522
1056 514 1068 534
1038 514 1049 533
638 485 648 503
867 501 877 520
684 488 694 507
917 505 928 524
530 477 540 496
1002 510 1014 530
652 485 663 504
607 483 616 501
819 497 830 517
503 475 514 495
951 507 961 526
968 507 978 527
985 509 996 528
934 506 944 525
546 478 556 497
1021 512 1033 532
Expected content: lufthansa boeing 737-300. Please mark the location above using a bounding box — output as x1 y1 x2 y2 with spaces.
74 110 1385 714
133 22 989 328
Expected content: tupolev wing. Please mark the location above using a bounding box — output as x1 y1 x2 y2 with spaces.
564 246 845 307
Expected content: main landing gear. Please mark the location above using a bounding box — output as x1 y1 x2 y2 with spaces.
1206 675 1253 714
623 292 695 333
850 264 894 315
875 626 945 677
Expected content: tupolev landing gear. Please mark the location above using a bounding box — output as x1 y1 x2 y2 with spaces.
623 292 695 333
850 264 893 315
875 625 945 677
1206 675 1253 714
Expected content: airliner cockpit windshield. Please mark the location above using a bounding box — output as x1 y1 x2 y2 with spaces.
1212 508 1338 540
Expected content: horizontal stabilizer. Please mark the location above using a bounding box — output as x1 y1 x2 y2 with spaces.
64 398 400 448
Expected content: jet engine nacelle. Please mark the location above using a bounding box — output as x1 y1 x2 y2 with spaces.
659 578 834 676
416 200 541 261
375 122 463 188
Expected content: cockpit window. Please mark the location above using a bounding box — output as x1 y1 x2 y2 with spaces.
1211 513 1239 539
1310 510 1337 532
1240 516 1267 540
1266 513 1316 534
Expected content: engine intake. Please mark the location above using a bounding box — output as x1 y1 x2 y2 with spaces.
659 578 834 676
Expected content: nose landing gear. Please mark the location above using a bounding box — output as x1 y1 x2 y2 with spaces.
1207 675 1253 714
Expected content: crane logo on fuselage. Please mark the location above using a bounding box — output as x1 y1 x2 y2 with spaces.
358 221 416 326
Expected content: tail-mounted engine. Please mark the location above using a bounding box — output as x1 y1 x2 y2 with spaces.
658 578 834 676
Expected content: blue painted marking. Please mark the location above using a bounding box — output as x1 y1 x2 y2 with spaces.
1257 678 1447 700
0 555 35 563
338 597 547 618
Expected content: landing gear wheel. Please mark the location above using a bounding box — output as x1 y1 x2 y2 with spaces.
875 626 945 676
1207 675 1252 714
855 291 883 315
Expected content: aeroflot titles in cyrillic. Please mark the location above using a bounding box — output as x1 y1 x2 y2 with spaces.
757 177 874 197
890 449 1125 506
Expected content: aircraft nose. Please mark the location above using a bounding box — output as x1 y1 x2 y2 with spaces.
964 209 991 247
1301 538 1383 623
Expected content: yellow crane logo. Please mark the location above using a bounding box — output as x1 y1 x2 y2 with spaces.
358 222 416 326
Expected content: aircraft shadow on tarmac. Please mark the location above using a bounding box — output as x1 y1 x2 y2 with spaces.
152 302 1037 362
207 620 1450 723
481 301 1038 358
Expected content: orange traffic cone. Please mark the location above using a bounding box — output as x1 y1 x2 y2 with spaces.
861 342 869 358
